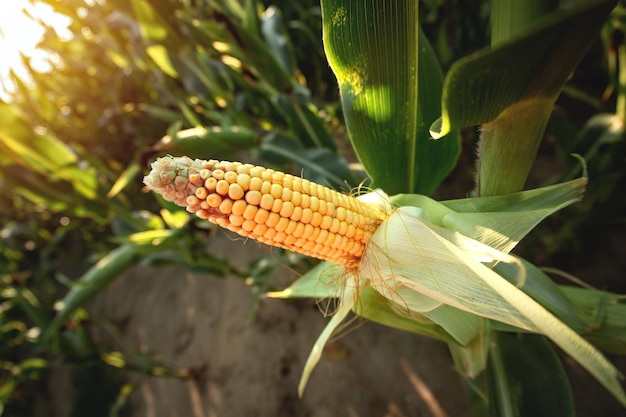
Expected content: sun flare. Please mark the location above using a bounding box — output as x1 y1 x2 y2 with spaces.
0 1 71 98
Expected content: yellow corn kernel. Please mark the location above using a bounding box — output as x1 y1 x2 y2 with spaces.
144 156 388 265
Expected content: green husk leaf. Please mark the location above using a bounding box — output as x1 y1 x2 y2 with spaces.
360 207 626 405
265 261 342 299
298 281 357 397
448 320 490 378
392 177 586 254
441 177 586 253
266 262 456 344
353 287 455 344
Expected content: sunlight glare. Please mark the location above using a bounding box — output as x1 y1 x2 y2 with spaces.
0 0 71 99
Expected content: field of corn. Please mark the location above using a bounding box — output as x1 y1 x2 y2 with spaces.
1 0 626 416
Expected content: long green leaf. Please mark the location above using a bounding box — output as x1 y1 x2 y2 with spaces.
265 260 342 299
433 1 614 195
322 0 459 195
440 177 587 253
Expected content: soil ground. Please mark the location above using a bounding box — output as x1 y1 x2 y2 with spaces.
76 230 626 417
87 237 470 417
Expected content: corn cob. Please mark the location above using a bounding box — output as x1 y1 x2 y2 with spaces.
144 156 388 265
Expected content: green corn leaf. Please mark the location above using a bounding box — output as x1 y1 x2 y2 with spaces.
271 86 338 152
114 229 174 246
0 165 109 223
440 177 587 253
177 51 237 108
0 103 103 203
127 0 180 45
448 322 491 379
191 6 294 91
108 163 141 199
404 298 484 347
11 287 49 330
146 45 178 78
0 130 100 201
322 0 460 195
16 358 49 379
562 113 625 181
297 276 358 397
490 0 558 47
139 104 183 123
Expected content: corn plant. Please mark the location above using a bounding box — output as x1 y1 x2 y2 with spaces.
141 0 626 415
3 0 626 415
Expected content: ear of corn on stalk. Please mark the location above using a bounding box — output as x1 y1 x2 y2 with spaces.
144 156 626 406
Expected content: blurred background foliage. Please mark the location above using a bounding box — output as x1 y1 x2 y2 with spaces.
0 0 624 416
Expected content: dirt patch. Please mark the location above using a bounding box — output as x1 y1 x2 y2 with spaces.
82 230 625 417
88 236 469 417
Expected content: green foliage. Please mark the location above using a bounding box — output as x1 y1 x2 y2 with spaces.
1 0 626 416
431 0 616 196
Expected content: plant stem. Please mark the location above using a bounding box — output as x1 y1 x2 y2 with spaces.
477 0 559 197
489 334 515 417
